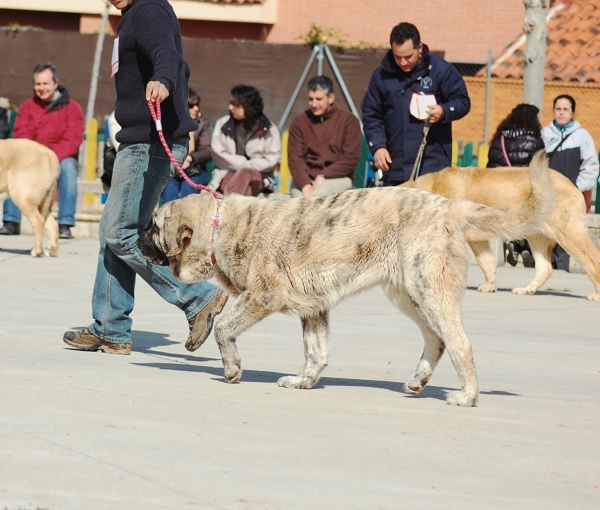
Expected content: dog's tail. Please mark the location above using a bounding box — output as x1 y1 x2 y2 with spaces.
450 151 554 240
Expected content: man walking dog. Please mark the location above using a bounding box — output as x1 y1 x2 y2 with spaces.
63 0 227 354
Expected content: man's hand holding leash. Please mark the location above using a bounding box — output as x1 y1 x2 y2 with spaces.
426 104 445 123
146 81 169 103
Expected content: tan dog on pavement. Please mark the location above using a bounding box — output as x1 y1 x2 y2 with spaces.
0 139 60 257
138 153 553 407
403 163 600 300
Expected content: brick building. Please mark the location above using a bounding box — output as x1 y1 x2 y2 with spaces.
0 0 530 64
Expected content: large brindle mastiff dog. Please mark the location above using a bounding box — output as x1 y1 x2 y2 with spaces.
0 139 60 257
138 153 553 406
403 165 600 300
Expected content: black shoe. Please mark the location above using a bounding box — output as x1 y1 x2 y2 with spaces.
505 242 518 267
521 249 535 268
59 225 73 239
0 221 20 235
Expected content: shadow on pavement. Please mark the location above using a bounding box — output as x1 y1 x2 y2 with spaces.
130 361 521 400
132 330 219 363
466 286 585 299
0 247 31 255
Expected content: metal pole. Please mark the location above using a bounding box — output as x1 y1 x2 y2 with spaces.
278 45 319 132
322 44 360 120
522 0 548 110
86 1 110 124
483 49 493 143
317 44 324 75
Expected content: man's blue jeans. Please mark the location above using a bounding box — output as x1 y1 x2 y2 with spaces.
161 170 209 203
88 139 219 343
3 157 78 226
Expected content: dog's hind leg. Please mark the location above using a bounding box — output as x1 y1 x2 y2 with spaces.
41 188 59 257
386 285 445 395
44 214 59 257
553 222 600 301
214 292 272 383
278 310 329 389
512 234 554 295
467 239 497 292
416 299 478 406
404 254 479 406
404 325 445 396
15 200 46 257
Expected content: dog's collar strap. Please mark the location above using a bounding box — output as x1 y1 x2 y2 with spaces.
211 199 222 266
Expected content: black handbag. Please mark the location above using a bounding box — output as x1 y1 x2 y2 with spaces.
102 142 117 187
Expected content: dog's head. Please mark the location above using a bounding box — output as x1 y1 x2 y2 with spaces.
137 193 217 283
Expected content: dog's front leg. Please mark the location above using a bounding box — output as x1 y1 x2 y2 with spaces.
278 310 329 389
214 293 272 383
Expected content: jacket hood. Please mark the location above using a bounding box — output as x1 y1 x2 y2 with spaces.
546 119 581 136
221 113 272 140
381 44 431 75
33 85 71 112
501 128 540 139
304 104 338 123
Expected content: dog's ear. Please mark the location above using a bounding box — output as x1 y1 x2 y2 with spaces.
176 225 193 252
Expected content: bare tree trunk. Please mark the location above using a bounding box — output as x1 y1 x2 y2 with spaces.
522 0 548 110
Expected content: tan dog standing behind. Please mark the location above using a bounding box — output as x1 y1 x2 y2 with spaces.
0 139 59 257
403 164 600 300
139 153 553 407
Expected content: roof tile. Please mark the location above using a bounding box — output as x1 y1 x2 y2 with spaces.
480 0 600 83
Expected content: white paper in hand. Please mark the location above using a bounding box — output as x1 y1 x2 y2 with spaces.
410 93 436 120
110 36 119 78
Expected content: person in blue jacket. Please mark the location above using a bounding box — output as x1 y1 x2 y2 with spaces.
361 22 470 185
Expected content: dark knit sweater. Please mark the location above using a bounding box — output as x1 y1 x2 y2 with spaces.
114 0 196 144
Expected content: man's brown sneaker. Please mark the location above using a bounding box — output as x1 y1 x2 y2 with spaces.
63 328 132 355
185 290 228 352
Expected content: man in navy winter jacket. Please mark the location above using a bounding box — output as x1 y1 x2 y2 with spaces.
361 22 470 185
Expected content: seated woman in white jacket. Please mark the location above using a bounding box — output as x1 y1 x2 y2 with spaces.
210 85 281 196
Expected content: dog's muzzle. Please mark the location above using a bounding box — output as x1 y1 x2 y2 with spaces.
137 223 169 266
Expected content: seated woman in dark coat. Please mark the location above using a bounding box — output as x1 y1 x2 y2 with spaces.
487 103 545 168
487 103 545 267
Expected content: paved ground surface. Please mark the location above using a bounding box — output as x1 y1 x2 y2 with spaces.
1 234 599 510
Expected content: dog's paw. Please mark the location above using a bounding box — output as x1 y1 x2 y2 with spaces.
30 249 43 258
277 375 314 389
403 382 423 395
223 363 242 383
45 246 58 257
587 293 600 301
477 283 497 293
511 287 536 295
446 390 477 407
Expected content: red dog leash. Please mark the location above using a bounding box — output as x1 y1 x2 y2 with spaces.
147 99 221 199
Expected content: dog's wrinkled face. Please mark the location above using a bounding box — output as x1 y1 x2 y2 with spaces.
138 220 170 266
137 195 216 283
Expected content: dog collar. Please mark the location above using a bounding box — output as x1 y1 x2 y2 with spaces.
211 199 222 266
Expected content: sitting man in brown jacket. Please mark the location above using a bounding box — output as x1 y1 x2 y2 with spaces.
288 76 362 198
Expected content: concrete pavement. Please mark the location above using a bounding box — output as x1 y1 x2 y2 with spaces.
0 233 599 509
